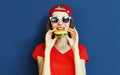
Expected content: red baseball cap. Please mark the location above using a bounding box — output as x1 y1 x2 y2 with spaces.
49 4 72 16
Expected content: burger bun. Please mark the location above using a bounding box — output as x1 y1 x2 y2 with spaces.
54 30 67 36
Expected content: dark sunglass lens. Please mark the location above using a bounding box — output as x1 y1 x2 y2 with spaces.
51 17 58 23
62 17 70 23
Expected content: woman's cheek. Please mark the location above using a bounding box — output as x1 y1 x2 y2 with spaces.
51 24 57 29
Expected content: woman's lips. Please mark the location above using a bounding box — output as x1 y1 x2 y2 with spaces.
57 26 65 29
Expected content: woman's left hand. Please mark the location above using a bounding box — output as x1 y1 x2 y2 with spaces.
66 28 79 49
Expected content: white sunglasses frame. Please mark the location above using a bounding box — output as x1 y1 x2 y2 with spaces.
49 16 71 23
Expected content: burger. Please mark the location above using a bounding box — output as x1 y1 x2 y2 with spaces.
54 30 68 36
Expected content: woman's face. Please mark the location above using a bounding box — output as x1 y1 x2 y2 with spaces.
50 12 71 30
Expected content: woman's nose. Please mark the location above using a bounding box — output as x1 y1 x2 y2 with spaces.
58 20 63 25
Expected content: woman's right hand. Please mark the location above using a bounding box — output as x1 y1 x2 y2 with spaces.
45 29 58 52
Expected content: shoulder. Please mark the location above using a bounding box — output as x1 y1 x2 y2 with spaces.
78 44 86 50
36 42 45 47
35 43 46 51
78 44 87 52
78 44 89 62
32 43 45 60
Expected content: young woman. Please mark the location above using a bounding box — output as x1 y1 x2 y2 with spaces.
32 4 89 75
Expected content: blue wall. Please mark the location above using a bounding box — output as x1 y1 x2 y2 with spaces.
0 0 120 75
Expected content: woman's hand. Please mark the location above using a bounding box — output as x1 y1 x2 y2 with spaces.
66 28 79 50
45 29 58 52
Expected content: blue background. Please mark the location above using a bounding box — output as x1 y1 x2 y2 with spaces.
0 0 120 75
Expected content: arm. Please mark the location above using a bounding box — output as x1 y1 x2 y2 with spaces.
67 28 86 75
37 49 51 75
72 47 86 75
42 48 51 75
42 29 58 75
37 56 44 75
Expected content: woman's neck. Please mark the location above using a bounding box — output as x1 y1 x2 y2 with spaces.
55 36 69 46
54 36 71 53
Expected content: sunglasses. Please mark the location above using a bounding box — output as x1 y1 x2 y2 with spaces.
50 17 71 23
